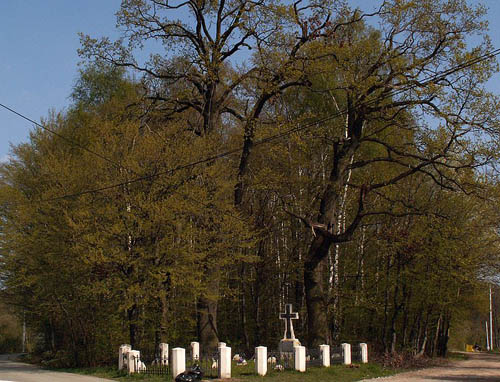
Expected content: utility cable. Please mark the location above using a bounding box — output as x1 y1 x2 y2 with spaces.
0 105 247 223
1 47 499 203
0 102 123 168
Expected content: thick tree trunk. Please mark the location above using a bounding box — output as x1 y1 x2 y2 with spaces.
382 253 391 353
390 256 403 353
390 297 401 354
417 329 427 357
437 317 450 357
197 274 220 353
409 302 424 354
239 264 250 352
304 235 330 347
402 288 412 348
253 283 261 346
432 313 442 357
159 294 169 342
417 310 431 357
128 305 138 349
252 246 264 345
197 297 219 353
302 114 364 346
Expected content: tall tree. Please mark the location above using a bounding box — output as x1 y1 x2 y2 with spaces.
279 0 500 346
79 0 337 350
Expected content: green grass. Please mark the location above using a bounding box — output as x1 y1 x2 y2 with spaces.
50 366 167 381
56 362 396 382
232 363 396 381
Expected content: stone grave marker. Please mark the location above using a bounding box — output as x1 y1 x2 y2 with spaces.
279 303 301 353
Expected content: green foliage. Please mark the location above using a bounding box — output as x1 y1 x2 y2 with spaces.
0 303 22 353
71 64 133 108
0 65 255 364
1 0 500 367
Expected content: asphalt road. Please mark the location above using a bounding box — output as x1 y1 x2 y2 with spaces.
361 352 500 382
0 354 113 382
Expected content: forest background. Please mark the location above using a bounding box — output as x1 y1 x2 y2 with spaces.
1 0 500 368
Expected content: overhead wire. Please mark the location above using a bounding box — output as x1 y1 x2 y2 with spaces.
1 47 499 205
0 104 247 223
0 102 123 168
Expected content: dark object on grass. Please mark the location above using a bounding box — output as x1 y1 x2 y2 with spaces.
175 364 203 382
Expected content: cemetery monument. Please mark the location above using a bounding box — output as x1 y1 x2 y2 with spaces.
278 304 301 353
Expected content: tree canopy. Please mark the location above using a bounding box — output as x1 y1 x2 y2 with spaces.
1 0 500 365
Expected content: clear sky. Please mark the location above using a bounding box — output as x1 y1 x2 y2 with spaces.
0 0 121 160
1 0 499 161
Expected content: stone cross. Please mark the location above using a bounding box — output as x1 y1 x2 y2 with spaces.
279 304 299 340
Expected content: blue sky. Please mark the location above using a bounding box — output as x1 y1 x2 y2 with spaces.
1 0 499 161
0 0 121 160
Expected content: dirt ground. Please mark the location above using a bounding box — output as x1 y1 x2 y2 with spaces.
362 352 500 382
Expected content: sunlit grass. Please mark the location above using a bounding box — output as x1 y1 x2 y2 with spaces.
59 362 396 381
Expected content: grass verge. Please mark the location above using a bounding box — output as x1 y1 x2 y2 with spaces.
54 362 397 382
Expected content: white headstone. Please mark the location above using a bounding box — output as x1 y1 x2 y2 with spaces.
218 342 226 348
320 344 330 367
191 341 200 360
138 360 146 371
294 345 306 372
119 344 131 370
255 346 267 376
127 350 140 374
159 343 169 365
171 347 186 378
360 343 368 363
218 345 231 379
342 343 351 365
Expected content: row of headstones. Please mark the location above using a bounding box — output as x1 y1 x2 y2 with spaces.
256 343 368 376
118 341 368 378
118 343 170 374
118 341 220 377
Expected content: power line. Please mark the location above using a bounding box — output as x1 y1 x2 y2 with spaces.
0 102 123 169
0 104 246 223
2 47 499 204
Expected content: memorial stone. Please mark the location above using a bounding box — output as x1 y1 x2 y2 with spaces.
191 342 200 360
294 345 306 372
278 304 301 353
320 344 330 367
341 343 351 365
360 343 368 363
159 343 169 365
119 344 131 370
255 346 267 376
172 347 186 378
127 350 140 374
218 345 231 379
